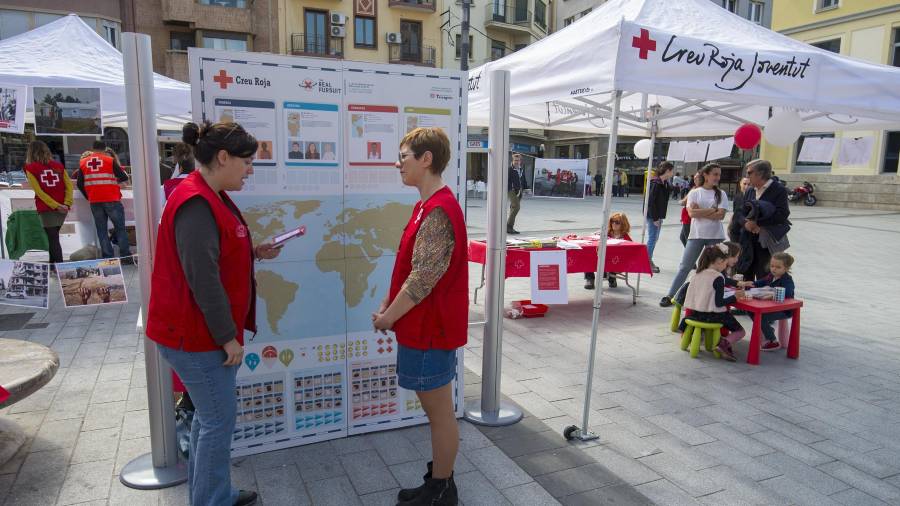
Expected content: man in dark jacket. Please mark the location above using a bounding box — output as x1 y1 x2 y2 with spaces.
593 172 603 196
735 159 790 280
645 161 673 273
507 153 526 234
728 176 750 242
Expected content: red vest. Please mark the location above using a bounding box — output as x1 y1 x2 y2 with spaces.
24 161 67 212
389 186 468 350
146 172 256 352
79 152 121 203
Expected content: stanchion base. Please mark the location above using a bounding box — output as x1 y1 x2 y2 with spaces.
464 400 523 427
562 425 600 442
120 452 187 490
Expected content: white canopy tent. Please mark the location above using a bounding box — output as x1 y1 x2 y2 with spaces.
467 0 900 440
0 14 191 130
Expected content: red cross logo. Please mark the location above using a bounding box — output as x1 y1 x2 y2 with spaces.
40 169 60 187
301 79 315 90
86 157 103 172
632 28 657 60
213 69 234 89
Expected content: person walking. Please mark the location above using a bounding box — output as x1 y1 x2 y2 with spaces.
660 162 729 307
76 141 131 259
593 171 603 196
23 140 72 265
645 161 674 273
146 121 281 506
735 159 791 280
373 127 468 505
620 169 629 197
507 153 525 234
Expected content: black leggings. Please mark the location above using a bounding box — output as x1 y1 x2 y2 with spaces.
44 226 63 264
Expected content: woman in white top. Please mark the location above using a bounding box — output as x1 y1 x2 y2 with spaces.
661 163 729 307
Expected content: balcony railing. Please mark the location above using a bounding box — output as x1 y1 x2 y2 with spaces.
291 33 344 59
389 0 436 12
485 3 532 27
389 45 437 67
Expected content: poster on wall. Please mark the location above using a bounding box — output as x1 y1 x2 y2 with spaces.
837 135 874 166
189 48 466 456
0 85 26 134
32 87 102 135
56 258 127 308
0 260 49 309
529 250 568 304
532 158 588 199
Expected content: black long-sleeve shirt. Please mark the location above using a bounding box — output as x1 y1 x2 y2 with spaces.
713 277 737 307
75 154 129 199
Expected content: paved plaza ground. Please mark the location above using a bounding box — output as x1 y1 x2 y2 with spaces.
1 193 899 505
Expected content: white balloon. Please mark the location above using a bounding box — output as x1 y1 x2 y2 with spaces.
633 138 653 159
764 111 802 147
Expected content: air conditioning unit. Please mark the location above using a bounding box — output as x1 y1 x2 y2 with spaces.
330 25 346 38
386 32 403 44
330 13 347 25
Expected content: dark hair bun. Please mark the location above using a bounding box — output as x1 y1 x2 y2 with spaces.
182 122 201 147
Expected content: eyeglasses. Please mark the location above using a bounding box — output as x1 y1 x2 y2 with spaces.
398 151 416 163
610 220 621 224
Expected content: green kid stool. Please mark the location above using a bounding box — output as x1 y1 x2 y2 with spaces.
669 302 683 333
680 319 724 359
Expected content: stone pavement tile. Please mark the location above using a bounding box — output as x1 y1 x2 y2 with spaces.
330 434 375 455
96 362 133 383
581 446 661 486
89 380 131 405
70 427 120 464
645 414 716 446
306 476 362 506
57 325 89 340
292 442 345 483
256 463 312 506
14 448 72 488
339 449 398 495
44 392 91 422
125 387 148 412
1 411 47 439
7 387 55 414
56 458 114 505
637 453 721 497
250 446 301 472
388 459 429 488
369 429 423 465
811 440 900 479
751 429 833 466
758 475 844 506
749 413 828 445
104 346 138 364
745 396 816 425
81 400 126 432
560 483 652 506
0 445 27 476
492 429 569 459
818 461 900 504
0 473 13 504
593 423 659 459
594 391 665 418
599 407 664 438
640 433 719 471
830 487 891 506
699 422 775 457
468 445 533 489
502 481 561 505
458 421 494 452
4 473 65 506
114 436 150 473
519 378 577 402
756 452 849 496
635 479 701 506
31 418 83 452
509 392 566 420
513 446 594 478
230 459 257 492
698 467 791 506
358 488 403 506
478 415 550 442
798 419 882 453
534 463 622 498
107 477 162 506
57 367 99 395
455 470 512 506
413 442 477 474
694 441 781 482
108 333 140 350
120 410 150 441
130 365 147 389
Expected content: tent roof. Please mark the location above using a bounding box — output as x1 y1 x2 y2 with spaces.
467 0 900 137
0 14 191 130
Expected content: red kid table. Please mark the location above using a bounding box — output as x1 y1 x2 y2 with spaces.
732 298 804 366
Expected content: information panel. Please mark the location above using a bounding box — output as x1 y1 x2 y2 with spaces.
189 49 466 456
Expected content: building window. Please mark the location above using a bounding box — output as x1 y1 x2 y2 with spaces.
534 0 547 30
454 34 473 59
304 10 328 54
810 38 840 53
102 22 119 48
399 20 422 61
491 40 505 60
202 31 248 51
749 1 763 23
884 132 900 173
580 8 592 16
0 10 30 40
722 0 737 13
34 13 63 27
198 0 248 8
564 16 575 26
795 134 833 173
893 28 900 67
556 145 569 158
816 0 838 12
170 32 196 51
354 17 375 48
573 144 589 159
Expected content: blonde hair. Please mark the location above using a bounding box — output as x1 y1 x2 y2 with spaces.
26 141 52 165
608 212 631 236
400 127 451 175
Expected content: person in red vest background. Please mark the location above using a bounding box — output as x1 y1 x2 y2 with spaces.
373 127 468 506
24 140 73 265
147 121 279 506
76 140 131 259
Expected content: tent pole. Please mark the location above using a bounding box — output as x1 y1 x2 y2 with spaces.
465 69 522 427
119 32 186 490
636 111 658 297
565 90 622 442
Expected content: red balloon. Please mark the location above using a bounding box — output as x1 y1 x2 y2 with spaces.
734 123 762 150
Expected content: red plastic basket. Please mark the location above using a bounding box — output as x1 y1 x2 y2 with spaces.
512 299 549 318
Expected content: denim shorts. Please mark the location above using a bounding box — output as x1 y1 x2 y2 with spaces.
397 344 458 392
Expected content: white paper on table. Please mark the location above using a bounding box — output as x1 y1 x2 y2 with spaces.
506 239 528 246
555 240 582 250
798 136 835 163
706 137 735 161
666 141 686 161
837 136 874 166
683 141 710 163
530 250 568 304
605 238 625 245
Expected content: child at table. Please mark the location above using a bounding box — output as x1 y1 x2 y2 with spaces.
738 252 795 351
681 243 746 362
584 212 632 290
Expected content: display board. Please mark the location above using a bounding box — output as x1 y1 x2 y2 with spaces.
189 49 467 456
532 158 588 199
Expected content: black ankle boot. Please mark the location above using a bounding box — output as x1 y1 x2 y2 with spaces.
397 474 457 506
397 461 432 502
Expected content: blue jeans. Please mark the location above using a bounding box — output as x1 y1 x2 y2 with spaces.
645 218 661 262
667 238 723 297
158 346 239 506
762 311 792 342
90 201 131 258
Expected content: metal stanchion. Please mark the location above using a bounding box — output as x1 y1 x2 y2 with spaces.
635 106 658 297
464 70 522 427
119 32 187 489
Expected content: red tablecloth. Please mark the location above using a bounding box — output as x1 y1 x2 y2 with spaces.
467 239 652 277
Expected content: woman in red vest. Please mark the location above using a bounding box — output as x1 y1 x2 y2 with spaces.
373 127 468 506
147 122 280 506
24 140 72 264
